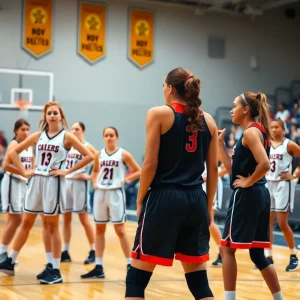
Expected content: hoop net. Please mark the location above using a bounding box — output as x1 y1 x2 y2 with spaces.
15 100 32 118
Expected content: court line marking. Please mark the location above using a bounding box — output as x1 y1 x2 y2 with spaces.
0 278 299 287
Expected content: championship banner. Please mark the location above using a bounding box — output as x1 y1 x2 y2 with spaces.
128 8 155 69
78 1 106 64
22 0 53 59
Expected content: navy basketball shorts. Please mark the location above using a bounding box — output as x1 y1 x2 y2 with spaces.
131 187 210 266
220 186 271 249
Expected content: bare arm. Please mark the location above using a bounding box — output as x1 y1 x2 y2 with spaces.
287 140 300 157
233 128 269 188
136 108 161 206
6 132 40 177
123 150 141 183
218 129 232 174
91 151 100 188
204 113 218 212
3 141 23 175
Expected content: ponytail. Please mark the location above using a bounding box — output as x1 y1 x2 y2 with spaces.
257 93 272 139
165 68 202 132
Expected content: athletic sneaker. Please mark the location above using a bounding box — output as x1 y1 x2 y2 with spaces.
84 250 95 264
212 254 222 266
61 250 72 262
81 265 105 278
0 257 15 276
40 268 63 285
36 263 53 280
0 252 8 263
286 255 299 272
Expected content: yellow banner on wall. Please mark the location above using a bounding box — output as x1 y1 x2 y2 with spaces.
22 0 53 59
78 1 106 64
128 8 155 69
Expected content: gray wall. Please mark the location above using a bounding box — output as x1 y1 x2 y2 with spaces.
0 0 299 161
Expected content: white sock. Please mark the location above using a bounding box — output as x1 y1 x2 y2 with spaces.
126 257 132 265
225 291 236 300
45 252 52 264
273 291 284 300
96 257 103 266
63 243 69 251
0 244 8 254
9 250 19 264
290 248 296 255
52 258 60 270
90 244 95 251
265 249 273 257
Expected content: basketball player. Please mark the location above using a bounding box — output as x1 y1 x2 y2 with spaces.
81 126 141 279
0 119 33 261
0 101 93 285
203 162 228 267
61 122 96 264
218 93 283 300
125 68 218 300
266 119 299 271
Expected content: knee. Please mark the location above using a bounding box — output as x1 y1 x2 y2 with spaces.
64 213 72 226
46 221 59 235
185 270 213 300
96 225 106 235
277 219 289 231
21 218 34 231
79 215 90 227
115 226 126 238
125 266 153 298
219 246 234 259
249 248 270 271
9 215 22 227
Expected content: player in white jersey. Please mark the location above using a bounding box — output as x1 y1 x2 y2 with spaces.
61 122 96 264
81 126 141 279
0 119 33 262
202 162 228 267
266 119 300 271
0 102 93 284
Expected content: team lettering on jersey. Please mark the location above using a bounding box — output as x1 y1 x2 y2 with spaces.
269 153 283 160
38 144 59 153
21 157 33 163
67 153 82 160
101 160 119 167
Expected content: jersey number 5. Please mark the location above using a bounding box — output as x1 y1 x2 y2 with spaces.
185 125 198 152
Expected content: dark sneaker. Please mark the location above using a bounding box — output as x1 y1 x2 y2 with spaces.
37 263 53 280
81 265 105 279
286 255 299 272
40 268 63 284
84 250 95 264
127 264 131 272
61 250 72 263
0 257 15 276
0 252 8 263
212 254 222 267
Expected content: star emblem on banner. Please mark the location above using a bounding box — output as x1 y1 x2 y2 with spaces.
85 14 101 31
135 20 150 36
30 7 47 24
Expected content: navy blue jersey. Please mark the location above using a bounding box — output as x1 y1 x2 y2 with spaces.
231 122 270 189
150 103 212 189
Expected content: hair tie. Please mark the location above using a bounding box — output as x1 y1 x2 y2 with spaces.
186 75 192 81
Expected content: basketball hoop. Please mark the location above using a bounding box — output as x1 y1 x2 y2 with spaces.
15 100 32 118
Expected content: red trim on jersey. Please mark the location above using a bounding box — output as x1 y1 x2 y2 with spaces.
171 102 204 115
220 238 271 249
131 250 173 266
248 122 265 133
175 253 209 263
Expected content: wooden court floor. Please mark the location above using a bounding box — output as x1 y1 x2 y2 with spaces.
0 214 299 299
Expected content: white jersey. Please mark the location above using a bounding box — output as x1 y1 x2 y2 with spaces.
65 141 90 179
266 139 293 181
35 130 68 176
97 148 126 190
6 140 33 182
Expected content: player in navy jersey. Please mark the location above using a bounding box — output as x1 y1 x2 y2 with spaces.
218 93 283 300
0 102 93 285
0 119 33 262
125 68 218 300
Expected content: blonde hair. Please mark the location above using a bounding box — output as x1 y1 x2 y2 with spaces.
240 92 272 139
39 101 68 131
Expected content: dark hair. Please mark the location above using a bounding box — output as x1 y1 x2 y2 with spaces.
279 102 286 109
271 119 285 131
240 92 271 139
13 119 30 140
77 122 85 131
165 68 202 132
103 126 119 137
